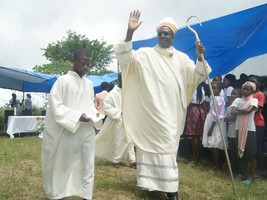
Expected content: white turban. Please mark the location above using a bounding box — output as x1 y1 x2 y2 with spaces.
156 17 178 34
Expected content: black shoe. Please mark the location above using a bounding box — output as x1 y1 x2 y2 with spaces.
166 192 178 200
146 191 166 199
168 196 178 200
129 162 137 169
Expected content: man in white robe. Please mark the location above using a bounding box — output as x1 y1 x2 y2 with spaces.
96 74 136 167
42 49 100 200
114 10 211 200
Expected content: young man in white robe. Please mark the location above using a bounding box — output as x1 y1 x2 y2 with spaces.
114 10 211 200
95 73 136 168
42 49 101 200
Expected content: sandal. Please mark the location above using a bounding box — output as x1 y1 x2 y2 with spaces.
242 179 252 185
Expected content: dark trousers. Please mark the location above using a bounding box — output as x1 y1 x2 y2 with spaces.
228 137 240 175
24 109 32 116
256 126 265 171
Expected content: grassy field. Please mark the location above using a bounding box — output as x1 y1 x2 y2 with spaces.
0 135 266 200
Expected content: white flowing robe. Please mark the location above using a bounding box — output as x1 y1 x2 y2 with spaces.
114 41 211 192
95 86 135 163
42 71 98 200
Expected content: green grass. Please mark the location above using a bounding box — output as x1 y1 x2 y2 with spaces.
0 136 266 200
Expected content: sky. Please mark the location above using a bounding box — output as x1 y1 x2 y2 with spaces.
0 0 266 71
0 0 267 107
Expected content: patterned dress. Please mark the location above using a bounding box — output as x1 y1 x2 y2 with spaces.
184 88 207 136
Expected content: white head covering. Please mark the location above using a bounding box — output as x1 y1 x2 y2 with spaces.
243 81 256 91
156 17 178 34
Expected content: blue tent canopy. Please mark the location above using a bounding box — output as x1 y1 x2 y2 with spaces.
0 65 118 93
88 73 119 93
0 66 57 92
133 4 267 77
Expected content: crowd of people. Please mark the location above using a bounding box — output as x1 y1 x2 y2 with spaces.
181 72 267 185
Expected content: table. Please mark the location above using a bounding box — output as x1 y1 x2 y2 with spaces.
7 116 45 139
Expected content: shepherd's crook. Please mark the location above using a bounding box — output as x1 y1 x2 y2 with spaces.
186 15 237 197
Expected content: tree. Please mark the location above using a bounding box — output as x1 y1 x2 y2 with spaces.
34 30 115 75
34 60 72 75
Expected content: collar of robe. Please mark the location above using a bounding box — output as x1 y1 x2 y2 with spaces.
154 45 174 57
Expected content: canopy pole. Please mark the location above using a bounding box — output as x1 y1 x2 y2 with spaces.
186 15 237 197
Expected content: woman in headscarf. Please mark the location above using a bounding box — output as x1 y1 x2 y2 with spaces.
231 81 258 185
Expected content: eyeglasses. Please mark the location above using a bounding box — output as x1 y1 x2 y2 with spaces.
157 31 173 37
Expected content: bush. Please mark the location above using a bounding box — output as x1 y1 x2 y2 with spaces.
0 107 4 128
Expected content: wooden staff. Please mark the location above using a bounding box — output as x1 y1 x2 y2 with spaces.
186 15 237 197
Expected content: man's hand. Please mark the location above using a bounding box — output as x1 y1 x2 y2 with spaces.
125 10 142 42
128 10 142 31
196 42 206 61
79 113 91 122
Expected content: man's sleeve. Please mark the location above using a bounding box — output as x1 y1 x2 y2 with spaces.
49 78 82 133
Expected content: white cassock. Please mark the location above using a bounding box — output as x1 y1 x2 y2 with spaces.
114 41 211 192
95 85 135 163
42 71 100 200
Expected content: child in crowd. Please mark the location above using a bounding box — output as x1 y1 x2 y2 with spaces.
249 76 265 178
224 88 242 177
211 74 224 98
223 74 236 107
202 82 227 170
231 81 258 185
183 82 207 164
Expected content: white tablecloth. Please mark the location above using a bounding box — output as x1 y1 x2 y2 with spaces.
7 116 45 139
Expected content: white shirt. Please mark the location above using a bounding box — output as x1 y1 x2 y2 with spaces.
231 97 258 131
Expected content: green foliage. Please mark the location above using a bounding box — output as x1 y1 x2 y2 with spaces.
0 107 4 128
91 67 114 76
34 60 72 75
33 30 114 75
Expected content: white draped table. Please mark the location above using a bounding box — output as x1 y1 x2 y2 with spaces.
7 116 45 139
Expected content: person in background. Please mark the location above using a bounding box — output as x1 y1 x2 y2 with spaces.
109 82 115 91
24 94 32 116
42 48 101 200
211 74 224 98
262 76 267 175
223 74 237 135
224 88 242 177
236 73 249 89
183 82 207 164
95 73 136 168
223 73 236 107
202 82 227 170
249 75 265 178
94 82 109 115
231 81 258 185
212 74 223 85
9 93 23 115
114 10 211 200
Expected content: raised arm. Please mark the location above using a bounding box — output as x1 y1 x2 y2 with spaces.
125 10 143 42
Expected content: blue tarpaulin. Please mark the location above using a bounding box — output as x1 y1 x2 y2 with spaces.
0 65 118 93
133 4 267 77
